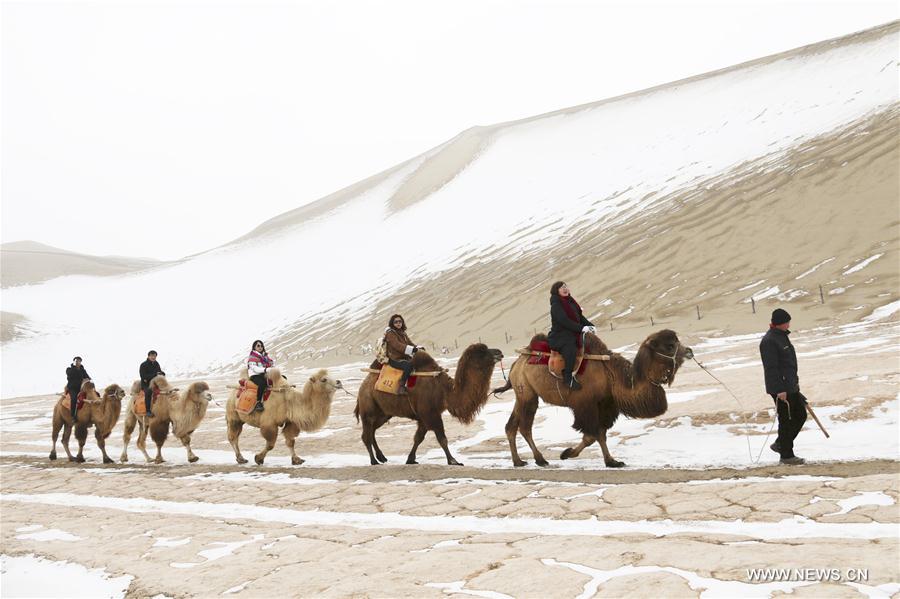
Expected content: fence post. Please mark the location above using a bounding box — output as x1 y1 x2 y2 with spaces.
751 298 756 314
610 322 614 331
650 316 654 326
696 305 701 320
819 284 825 304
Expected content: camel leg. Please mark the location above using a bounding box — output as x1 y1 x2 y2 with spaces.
282 423 304 465
370 415 390 463
598 428 625 468
561 434 597 460
254 425 278 465
432 418 462 466
135 421 152 463
180 434 199 463
150 421 168 464
405 422 428 465
505 403 526 467
95 429 114 464
519 396 549 467
50 416 63 460
227 418 248 464
120 413 136 463
62 423 75 462
73 424 89 463
361 419 380 466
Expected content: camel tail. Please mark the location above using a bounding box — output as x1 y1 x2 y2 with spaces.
353 402 360 423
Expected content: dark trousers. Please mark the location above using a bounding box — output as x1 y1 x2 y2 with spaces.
388 358 414 386
553 341 578 384
772 391 807 458
250 374 268 404
68 389 79 418
142 384 153 414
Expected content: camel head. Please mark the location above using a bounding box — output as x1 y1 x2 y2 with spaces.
186 381 212 403
306 369 343 395
102 384 126 401
129 380 142 395
444 344 504 425
633 329 693 388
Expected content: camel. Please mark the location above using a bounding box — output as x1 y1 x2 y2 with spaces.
493 330 692 468
225 368 343 465
49 381 126 463
354 343 503 466
120 375 212 464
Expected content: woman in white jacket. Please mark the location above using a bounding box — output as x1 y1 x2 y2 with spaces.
247 340 274 412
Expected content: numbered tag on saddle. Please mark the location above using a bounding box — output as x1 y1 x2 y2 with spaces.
549 350 584 379
375 365 405 394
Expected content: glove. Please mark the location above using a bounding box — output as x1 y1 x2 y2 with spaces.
417 346 426 351
582 326 595 334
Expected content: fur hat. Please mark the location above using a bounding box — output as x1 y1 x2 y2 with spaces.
771 308 791 325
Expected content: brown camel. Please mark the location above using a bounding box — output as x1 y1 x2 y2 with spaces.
49 381 126 463
119 375 212 464
492 330 692 468
225 368 343 465
354 343 503 466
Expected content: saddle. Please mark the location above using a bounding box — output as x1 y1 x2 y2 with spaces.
61 391 87 412
374 364 417 395
525 339 585 378
132 387 163 416
236 378 274 414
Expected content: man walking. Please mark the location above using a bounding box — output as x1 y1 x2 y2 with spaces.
65 356 90 419
139 350 166 417
759 308 807 465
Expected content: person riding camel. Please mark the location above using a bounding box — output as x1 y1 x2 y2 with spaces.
383 314 425 396
247 340 275 413
65 356 91 419
548 281 595 390
139 350 165 417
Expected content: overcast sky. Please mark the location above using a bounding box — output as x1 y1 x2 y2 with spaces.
2 0 896 260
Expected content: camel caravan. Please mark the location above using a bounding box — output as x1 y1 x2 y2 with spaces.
49 282 700 469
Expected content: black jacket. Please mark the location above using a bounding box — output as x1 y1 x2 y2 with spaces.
139 359 165 387
759 328 799 395
548 295 594 349
65 364 90 392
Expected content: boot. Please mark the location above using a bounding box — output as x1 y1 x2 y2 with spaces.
254 400 265 413
770 441 781 454
564 373 582 391
397 384 409 396
780 456 805 465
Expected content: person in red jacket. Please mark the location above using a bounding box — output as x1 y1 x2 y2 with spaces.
247 340 274 413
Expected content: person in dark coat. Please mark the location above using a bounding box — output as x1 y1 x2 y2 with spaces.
383 314 425 395
759 308 807 465
139 350 166 417
65 356 90 419
548 281 595 390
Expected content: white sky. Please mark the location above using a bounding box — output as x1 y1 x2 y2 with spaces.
2 0 897 260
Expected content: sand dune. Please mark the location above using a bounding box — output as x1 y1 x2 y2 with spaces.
0 22 897 397
0 241 163 288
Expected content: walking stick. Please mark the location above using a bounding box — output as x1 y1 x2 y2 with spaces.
805 403 830 438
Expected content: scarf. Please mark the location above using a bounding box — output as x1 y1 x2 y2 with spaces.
248 350 273 368
559 295 584 348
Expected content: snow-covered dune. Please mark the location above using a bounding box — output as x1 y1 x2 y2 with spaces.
2 22 897 398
